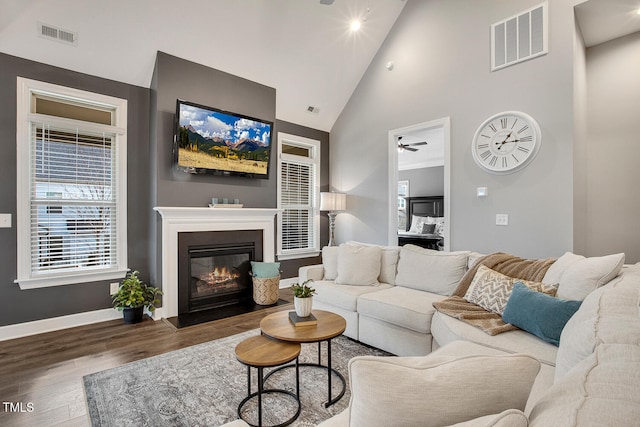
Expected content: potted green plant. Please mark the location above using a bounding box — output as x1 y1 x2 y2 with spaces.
291 279 315 317
112 271 163 324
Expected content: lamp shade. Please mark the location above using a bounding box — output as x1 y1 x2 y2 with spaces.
320 192 346 212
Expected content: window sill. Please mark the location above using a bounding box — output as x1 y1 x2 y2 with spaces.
277 251 320 261
16 269 129 290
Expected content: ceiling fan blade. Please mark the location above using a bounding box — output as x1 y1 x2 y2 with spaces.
408 141 428 146
405 147 419 152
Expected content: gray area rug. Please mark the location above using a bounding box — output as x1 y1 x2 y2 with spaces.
84 329 390 426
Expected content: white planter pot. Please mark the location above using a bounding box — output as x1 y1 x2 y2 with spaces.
294 296 313 317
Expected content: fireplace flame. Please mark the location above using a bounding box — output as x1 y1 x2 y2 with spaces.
201 266 240 286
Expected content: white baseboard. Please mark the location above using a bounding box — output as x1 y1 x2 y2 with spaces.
0 308 124 341
279 277 298 289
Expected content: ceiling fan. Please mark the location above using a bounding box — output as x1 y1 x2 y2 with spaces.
397 136 428 152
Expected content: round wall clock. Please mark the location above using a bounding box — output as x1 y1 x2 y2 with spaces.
471 111 541 174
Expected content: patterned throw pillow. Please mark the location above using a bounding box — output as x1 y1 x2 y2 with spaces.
408 215 427 233
464 265 558 315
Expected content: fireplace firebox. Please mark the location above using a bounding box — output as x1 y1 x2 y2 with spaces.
178 230 263 315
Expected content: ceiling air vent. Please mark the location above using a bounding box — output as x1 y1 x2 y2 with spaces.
491 2 547 71
38 22 78 46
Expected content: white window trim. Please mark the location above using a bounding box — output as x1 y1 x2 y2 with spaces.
276 132 321 260
15 77 128 289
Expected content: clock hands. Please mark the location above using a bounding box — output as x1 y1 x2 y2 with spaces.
495 132 513 150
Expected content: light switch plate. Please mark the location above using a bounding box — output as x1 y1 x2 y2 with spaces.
0 214 12 228
496 214 509 226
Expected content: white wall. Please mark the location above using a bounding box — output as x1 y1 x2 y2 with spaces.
582 32 640 263
331 0 578 258
399 167 444 198
573 14 588 256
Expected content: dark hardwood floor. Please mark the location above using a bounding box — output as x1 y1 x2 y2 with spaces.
0 289 294 427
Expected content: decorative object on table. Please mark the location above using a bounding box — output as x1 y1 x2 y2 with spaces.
288 311 318 327
208 203 243 208
209 197 242 208
250 261 280 305
112 270 163 324
471 111 541 174
291 279 316 317
320 192 347 246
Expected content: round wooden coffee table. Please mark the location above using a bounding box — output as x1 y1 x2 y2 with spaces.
260 310 347 407
235 335 301 427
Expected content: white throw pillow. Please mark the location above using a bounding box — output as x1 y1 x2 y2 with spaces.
322 246 339 280
541 251 583 284
348 353 540 427
408 215 427 233
347 241 399 284
543 252 625 301
335 243 381 286
395 245 469 295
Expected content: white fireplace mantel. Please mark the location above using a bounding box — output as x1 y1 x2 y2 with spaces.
153 206 281 319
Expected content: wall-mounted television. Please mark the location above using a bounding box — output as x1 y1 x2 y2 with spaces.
174 99 273 179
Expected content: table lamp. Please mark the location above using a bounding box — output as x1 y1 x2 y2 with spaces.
320 192 346 247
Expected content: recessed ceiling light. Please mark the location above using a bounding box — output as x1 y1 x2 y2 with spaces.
636 8 640 15
350 20 361 31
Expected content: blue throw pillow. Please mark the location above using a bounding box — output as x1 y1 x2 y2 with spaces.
502 282 582 346
250 261 280 278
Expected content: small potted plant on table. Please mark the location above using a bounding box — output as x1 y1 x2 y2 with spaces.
291 279 316 317
112 271 163 324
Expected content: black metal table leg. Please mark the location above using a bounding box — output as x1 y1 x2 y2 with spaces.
257 367 263 426
263 339 346 408
237 364 301 427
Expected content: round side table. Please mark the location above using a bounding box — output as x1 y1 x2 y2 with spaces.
235 335 301 427
260 310 347 407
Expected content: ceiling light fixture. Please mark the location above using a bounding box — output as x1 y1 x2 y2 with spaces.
350 20 362 31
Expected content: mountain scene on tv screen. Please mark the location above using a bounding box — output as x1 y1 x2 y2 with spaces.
177 104 271 175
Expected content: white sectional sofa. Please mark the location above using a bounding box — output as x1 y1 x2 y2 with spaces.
222 241 639 426
300 243 476 356
304 242 640 426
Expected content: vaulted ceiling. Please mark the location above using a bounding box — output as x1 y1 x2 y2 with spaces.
0 0 406 132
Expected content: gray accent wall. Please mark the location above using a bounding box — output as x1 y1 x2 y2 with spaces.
0 52 151 326
150 52 328 285
331 0 577 258
0 51 329 327
151 52 277 210
580 32 640 263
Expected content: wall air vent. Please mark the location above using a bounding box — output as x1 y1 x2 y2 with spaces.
491 2 547 71
38 22 78 46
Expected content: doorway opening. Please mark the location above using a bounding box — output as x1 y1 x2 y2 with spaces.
387 117 451 251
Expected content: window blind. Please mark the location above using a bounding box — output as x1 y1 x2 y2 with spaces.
30 123 118 272
280 160 316 252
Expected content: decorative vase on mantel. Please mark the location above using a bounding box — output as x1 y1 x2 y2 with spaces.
291 279 316 318
294 296 313 317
